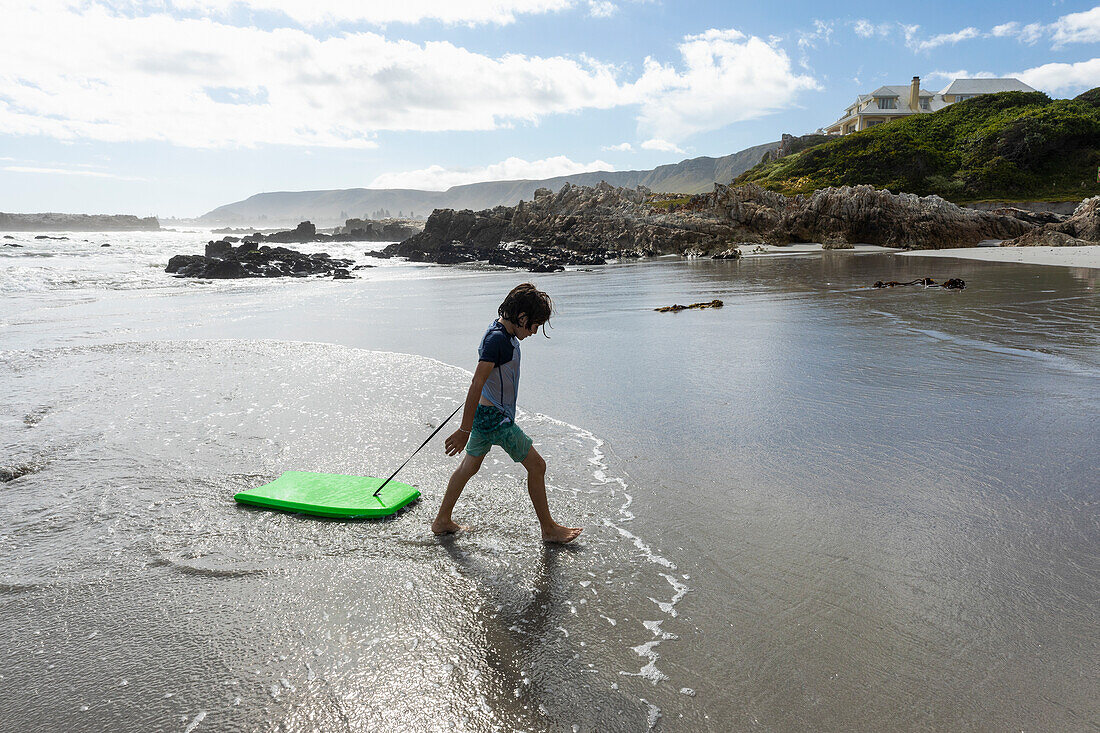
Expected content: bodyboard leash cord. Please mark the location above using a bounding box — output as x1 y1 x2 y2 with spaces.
372 404 463 497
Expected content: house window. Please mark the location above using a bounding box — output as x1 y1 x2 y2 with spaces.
866 120 883 127
877 97 897 109
920 99 930 110
955 95 971 102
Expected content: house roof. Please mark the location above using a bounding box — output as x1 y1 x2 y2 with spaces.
939 78 1036 95
831 75 1019 128
868 85 934 98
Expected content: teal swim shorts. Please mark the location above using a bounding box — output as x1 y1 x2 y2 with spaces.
466 404 533 463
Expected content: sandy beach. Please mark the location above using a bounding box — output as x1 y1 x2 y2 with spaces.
899 244 1100 269
3 232 1098 731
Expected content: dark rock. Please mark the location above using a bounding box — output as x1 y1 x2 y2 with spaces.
1001 195 1100 246
4 242 23 247
205 240 234 258
871 277 965 290
989 207 1066 226
34 235 69 240
334 218 423 242
379 181 1032 271
655 300 724 313
100 243 110 247
265 221 320 244
1004 230 1092 247
205 259 248 278
712 183 1031 249
711 248 741 259
166 241 356 279
3 235 13 239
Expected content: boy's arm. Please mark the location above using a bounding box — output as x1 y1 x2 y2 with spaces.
444 361 495 456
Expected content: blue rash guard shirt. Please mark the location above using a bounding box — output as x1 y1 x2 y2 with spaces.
478 320 520 424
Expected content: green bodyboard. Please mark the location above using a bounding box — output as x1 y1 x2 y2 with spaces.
234 471 420 518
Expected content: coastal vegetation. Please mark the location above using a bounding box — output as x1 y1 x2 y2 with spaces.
736 89 1100 203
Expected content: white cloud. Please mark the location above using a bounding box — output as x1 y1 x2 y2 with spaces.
169 0 645 26
0 8 817 149
171 0 574 26
1017 58 1100 93
3 165 146 181
925 69 996 84
983 7 1100 47
1018 23 1045 44
901 24 922 48
602 142 634 151
851 19 895 38
989 19 1047 45
639 139 683 153
631 28 817 142
0 4 629 148
1051 6 1100 46
852 20 875 38
912 26 981 52
368 155 613 190
587 1 617 18
798 20 833 50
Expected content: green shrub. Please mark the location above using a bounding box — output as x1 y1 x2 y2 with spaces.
737 90 1100 202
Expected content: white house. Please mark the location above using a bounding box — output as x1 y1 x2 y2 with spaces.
824 76 1037 135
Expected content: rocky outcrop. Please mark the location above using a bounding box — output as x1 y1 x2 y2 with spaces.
0 212 159 231
336 218 423 241
227 219 424 247
387 182 734 270
758 133 831 164
383 182 1035 269
985 207 1066 227
165 240 355 279
1001 195 1100 246
701 183 1032 249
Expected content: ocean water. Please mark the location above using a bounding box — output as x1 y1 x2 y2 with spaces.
1 231 1097 731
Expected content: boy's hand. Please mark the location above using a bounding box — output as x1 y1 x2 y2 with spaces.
444 429 470 456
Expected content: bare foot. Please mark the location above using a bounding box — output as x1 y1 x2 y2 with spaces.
431 518 468 535
542 525 583 544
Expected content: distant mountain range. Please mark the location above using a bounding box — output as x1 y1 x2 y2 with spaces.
197 141 777 227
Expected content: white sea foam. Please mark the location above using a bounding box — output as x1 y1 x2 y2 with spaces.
531 413 692 691
183 710 206 733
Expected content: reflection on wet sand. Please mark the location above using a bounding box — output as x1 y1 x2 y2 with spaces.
439 539 648 729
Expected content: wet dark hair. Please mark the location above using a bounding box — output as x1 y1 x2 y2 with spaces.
498 282 553 336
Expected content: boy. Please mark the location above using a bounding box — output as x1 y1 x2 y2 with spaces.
432 283 582 544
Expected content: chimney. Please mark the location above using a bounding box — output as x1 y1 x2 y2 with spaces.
909 76 921 111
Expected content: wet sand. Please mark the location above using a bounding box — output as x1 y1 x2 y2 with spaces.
900 243 1100 269
2 234 1098 730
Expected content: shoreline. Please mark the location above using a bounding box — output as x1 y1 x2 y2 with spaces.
898 244 1100 269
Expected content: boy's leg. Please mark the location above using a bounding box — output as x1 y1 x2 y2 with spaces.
521 446 582 544
432 452 485 534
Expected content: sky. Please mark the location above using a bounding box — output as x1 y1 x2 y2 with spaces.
1 0 1098 218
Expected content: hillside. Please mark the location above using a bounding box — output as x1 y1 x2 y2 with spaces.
736 90 1100 203
0 212 159 231
198 141 776 226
